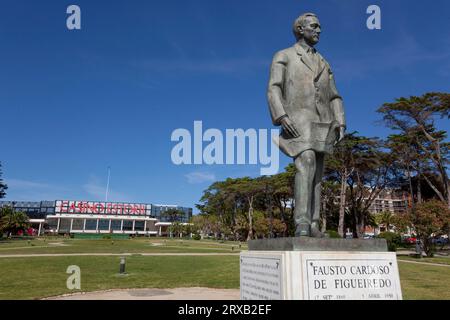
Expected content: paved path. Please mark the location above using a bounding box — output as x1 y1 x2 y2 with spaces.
44 287 240 300
0 253 240 258
397 259 450 267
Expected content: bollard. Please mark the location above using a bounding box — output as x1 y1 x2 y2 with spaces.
415 240 422 259
119 257 126 274
111 240 114 245
232 246 234 251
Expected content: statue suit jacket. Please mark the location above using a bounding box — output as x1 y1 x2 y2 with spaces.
267 43 345 157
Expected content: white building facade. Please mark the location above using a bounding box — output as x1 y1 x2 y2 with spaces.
0 200 192 237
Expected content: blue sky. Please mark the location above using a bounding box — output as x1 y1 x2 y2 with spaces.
1 0 449 211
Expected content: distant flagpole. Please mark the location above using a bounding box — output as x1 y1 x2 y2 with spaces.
105 166 111 202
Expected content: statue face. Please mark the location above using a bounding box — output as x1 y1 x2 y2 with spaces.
300 16 321 46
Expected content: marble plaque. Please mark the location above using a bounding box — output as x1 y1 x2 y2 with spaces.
302 252 402 300
240 251 402 300
240 253 283 300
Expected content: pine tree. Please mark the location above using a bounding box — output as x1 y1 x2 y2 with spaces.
0 162 7 199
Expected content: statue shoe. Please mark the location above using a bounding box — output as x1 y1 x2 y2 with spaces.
295 223 311 237
310 221 324 238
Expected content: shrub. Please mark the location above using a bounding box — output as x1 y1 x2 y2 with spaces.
326 230 341 238
406 200 450 257
427 242 437 258
378 232 401 252
192 233 201 240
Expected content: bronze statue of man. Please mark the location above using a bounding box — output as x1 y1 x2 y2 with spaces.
267 13 346 237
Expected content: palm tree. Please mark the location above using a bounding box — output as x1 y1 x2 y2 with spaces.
376 211 394 232
161 209 185 238
0 207 30 236
162 208 184 223
0 162 7 199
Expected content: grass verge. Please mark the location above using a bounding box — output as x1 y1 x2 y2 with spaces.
0 238 247 255
398 260 450 299
0 255 240 299
397 255 450 266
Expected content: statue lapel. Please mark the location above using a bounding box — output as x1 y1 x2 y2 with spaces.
314 54 326 82
295 43 315 73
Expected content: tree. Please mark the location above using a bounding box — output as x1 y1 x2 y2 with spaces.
0 207 30 236
271 218 288 237
196 178 245 239
196 170 295 240
253 210 269 239
404 200 450 256
231 177 266 241
168 221 183 238
375 211 395 232
181 221 195 237
386 133 422 205
0 162 7 199
252 210 287 239
191 214 208 236
234 215 249 241
378 93 450 208
161 209 185 237
348 139 401 238
162 208 184 223
270 164 295 236
325 134 402 238
320 180 340 233
325 133 359 237
191 214 223 238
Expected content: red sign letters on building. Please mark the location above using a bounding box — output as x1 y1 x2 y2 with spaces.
55 200 150 216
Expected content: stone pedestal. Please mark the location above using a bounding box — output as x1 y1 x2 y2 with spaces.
240 238 402 300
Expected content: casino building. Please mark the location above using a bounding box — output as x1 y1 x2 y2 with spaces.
0 200 192 237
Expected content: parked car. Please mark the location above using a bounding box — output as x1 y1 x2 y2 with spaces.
432 236 449 245
403 237 417 244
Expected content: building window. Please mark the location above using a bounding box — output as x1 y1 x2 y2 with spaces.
98 219 110 231
122 220 133 231
111 220 121 230
85 219 98 231
47 218 58 230
72 219 84 230
59 219 71 232
146 221 155 231
134 221 144 231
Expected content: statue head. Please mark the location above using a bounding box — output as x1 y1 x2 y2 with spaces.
293 13 321 46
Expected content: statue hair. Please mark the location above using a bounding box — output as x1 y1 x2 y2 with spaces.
292 13 317 41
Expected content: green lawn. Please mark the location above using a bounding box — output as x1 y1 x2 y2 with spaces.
0 255 240 299
0 238 247 255
0 239 448 300
397 255 450 266
398 260 450 300
0 256 448 300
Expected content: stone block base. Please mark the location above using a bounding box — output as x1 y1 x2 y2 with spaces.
240 250 402 300
248 237 388 252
